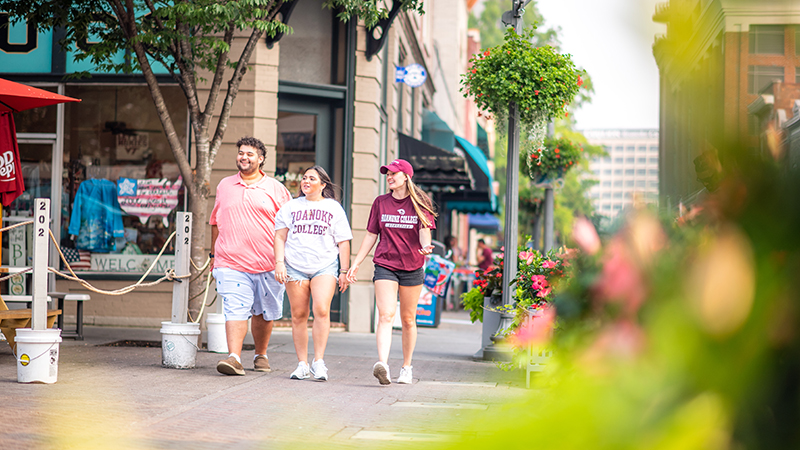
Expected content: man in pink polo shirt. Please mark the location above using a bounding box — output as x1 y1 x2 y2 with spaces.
210 136 292 376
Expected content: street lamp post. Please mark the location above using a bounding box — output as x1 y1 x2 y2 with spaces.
483 0 530 361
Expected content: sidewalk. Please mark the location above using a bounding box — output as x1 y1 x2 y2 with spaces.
0 311 525 449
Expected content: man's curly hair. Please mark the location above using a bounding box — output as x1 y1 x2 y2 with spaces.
236 136 267 168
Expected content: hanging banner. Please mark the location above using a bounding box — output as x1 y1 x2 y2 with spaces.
117 177 182 226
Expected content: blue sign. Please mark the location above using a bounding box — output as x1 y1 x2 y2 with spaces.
395 63 427 88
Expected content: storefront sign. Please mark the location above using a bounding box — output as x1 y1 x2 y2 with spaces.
416 285 437 327
91 254 175 273
395 63 427 88
118 177 182 226
8 223 27 295
115 133 150 160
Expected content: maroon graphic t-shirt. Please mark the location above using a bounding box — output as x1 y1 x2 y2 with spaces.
366 193 436 272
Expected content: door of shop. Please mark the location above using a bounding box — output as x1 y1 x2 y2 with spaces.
4 137 59 293
276 98 343 323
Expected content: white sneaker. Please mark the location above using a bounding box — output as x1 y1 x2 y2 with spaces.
290 361 310 380
373 361 391 385
397 366 413 384
310 359 328 381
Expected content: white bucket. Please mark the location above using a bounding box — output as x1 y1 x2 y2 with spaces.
16 328 62 384
160 321 200 369
205 313 228 354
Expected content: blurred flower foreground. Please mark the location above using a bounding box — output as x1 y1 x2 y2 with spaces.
436 143 800 449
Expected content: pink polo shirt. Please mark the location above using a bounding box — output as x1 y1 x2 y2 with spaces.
210 172 292 274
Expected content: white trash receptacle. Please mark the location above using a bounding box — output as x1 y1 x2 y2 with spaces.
160 321 201 369
16 328 62 384
205 313 228 354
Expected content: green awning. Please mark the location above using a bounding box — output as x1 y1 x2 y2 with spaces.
422 109 455 152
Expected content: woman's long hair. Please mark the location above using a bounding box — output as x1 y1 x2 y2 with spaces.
301 165 339 201
405 177 437 228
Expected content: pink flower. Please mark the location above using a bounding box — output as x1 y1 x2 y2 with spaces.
542 260 556 269
519 251 536 265
536 287 552 298
507 306 556 348
530 275 548 290
572 216 601 255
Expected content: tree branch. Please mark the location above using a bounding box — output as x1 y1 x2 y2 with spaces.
201 23 234 134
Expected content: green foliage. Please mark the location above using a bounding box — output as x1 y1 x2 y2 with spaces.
461 27 584 127
460 287 484 324
528 136 584 180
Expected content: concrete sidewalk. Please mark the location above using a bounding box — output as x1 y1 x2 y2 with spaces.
0 311 525 449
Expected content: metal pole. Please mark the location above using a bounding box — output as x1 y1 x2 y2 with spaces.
501 101 520 309
483 0 524 361
543 123 555 252
171 212 192 324
543 188 554 252
31 199 50 331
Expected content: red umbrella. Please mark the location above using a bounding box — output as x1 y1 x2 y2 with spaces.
0 78 80 113
0 78 81 205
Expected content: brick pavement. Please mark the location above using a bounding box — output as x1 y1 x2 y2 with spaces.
0 312 525 449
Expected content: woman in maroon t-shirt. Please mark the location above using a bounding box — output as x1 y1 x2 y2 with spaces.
347 159 436 386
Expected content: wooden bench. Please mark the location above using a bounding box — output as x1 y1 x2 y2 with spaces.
0 295 60 354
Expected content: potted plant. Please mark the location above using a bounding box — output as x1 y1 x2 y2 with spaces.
460 27 584 153
461 252 504 323
528 137 585 186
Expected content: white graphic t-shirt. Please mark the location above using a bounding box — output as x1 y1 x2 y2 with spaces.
275 196 353 275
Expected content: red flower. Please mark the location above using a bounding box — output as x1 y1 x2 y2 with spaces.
484 50 490 56
554 149 560 153
472 69 477 74
565 112 569 117
535 90 539 95
555 155 560 158
540 77 543 81
577 76 583 87
507 51 511 54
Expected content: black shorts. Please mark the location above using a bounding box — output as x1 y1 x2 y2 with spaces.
373 264 424 287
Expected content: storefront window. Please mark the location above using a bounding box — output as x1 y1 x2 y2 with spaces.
275 111 317 197
59 85 187 273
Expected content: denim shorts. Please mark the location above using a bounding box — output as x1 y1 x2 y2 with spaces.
373 264 424 287
213 267 284 321
285 258 340 282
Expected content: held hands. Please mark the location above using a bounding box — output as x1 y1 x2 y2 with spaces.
418 245 434 255
346 264 359 284
338 273 349 292
274 261 287 284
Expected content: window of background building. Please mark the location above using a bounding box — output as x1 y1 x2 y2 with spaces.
602 181 611 187
602 192 611 199
649 180 658 188
636 180 646 187
749 25 785 55
603 204 611 210
637 169 646 175
637 157 647 163
625 157 634 163
649 145 658 153
603 169 611 175
648 169 658 175
748 65 785 94
649 157 658 164
615 146 623 152
613 192 622 199
613 204 622 211
614 169 622 175
625 169 634 175
637 146 647 152
626 146 635 152
623 180 633 187
614 157 623 163
613 180 622 187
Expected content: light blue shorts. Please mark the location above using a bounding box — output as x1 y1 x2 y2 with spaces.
285 259 340 282
213 267 285 321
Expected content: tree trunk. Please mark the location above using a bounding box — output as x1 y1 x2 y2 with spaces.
187 191 210 317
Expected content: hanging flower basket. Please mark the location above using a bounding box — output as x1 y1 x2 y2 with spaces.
529 137 584 185
460 27 584 150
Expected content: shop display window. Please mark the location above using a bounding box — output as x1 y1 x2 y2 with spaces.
1 83 188 278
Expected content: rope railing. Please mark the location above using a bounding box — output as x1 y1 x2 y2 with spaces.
2 219 216 320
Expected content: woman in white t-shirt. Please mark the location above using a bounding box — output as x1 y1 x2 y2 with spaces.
274 166 353 381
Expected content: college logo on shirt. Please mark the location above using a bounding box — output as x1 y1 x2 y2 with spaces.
291 208 333 236
381 208 417 229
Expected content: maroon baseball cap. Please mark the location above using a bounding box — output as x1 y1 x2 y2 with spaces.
380 159 414 178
